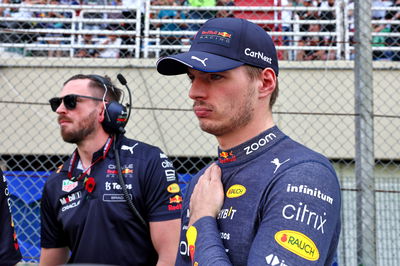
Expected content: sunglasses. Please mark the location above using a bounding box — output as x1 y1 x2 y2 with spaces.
49 94 103 112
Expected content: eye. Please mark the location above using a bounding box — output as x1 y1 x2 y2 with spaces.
210 73 223 81
187 73 195 82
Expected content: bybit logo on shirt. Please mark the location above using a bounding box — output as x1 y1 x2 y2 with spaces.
217 206 237 220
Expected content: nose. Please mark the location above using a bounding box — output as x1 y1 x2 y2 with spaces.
188 78 207 100
55 100 67 114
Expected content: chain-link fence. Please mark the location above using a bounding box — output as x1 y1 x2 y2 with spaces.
0 0 399 265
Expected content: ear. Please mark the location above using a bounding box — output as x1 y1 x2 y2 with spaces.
258 68 277 98
98 105 106 123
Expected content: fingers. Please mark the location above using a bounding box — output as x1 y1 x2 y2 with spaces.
199 163 220 183
209 164 221 183
188 163 223 225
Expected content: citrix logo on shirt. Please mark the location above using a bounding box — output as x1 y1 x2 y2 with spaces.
281 202 327 234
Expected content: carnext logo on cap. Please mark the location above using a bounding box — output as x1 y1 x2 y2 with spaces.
244 48 272 64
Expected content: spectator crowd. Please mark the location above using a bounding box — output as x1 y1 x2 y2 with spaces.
0 0 399 61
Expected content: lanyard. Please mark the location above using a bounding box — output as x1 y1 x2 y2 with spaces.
67 137 113 182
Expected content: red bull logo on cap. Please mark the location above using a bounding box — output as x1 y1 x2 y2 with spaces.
199 28 233 46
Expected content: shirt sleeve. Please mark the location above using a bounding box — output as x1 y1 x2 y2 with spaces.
249 161 341 265
140 148 182 222
0 171 22 266
190 216 232 265
40 179 68 248
184 161 341 266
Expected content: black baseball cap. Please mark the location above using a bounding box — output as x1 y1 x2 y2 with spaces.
156 17 279 76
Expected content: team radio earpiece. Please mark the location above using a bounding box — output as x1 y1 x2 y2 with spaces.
88 74 132 135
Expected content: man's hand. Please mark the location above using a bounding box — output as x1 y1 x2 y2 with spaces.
188 164 224 226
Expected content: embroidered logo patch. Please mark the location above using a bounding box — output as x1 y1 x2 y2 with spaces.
198 29 233 47
62 179 78 192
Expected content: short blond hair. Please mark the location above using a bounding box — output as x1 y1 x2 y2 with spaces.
244 65 279 109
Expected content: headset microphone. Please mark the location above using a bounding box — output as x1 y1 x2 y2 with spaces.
117 73 132 125
117 73 127 85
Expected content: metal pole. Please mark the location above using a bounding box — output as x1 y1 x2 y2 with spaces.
354 0 376 265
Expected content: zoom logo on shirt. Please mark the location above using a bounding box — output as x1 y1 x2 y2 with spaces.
244 133 276 155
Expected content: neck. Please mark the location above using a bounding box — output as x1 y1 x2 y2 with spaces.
77 131 110 168
216 112 275 150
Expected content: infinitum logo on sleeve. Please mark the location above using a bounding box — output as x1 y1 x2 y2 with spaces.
274 230 319 261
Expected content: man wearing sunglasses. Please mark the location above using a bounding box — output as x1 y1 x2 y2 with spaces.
39 74 181 266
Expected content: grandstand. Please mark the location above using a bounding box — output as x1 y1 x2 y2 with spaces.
1 0 400 265
0 0 398 60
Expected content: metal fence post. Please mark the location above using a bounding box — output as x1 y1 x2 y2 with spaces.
354 0 376 265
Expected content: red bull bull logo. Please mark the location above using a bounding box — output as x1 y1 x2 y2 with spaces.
169 195 183 204
218 31 231 38
122 168 133 174
201 30 232 39
219 151 237 164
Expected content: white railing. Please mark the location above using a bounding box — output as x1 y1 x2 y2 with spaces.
144 4 341 59
1 2 399 60
0 3 140 57
344 4 400 60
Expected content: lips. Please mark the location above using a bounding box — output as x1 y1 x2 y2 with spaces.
193 106 212 118
58 116 72 126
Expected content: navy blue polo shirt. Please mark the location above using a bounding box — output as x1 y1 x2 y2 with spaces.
0 169 22 266
176 126 341 265
41 136 182 265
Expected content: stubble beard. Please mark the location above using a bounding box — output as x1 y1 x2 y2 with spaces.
199 86 256 137
60 109 98 144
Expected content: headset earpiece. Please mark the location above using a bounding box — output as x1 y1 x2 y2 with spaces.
102 101 127 134
88 74 128 135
